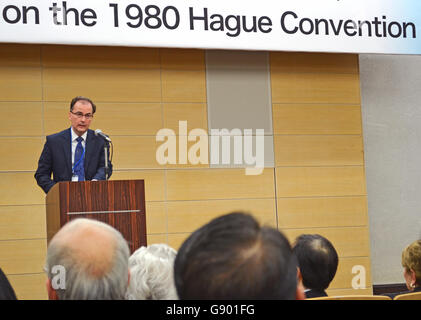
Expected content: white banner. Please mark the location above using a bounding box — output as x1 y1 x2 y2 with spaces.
0 0 420 54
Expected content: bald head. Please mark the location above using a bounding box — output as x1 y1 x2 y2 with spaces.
46 218 130 300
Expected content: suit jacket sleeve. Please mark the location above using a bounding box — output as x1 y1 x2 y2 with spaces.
34 138 56 194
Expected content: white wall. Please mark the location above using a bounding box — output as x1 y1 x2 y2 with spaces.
359 54 421 284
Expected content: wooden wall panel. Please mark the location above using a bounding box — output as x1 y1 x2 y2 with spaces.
163 103 208 132
0 138 44 171
0 44 40 67
0 172 45 205
277 196 367 229
146 202 167 235
42 68 161 102
167 198 277 233
276 167 366 197
0 205 46 240
7 273 47 300
271 72 361 104
273 104 362 135
166 168 275 201
271 52 359 74
329 257 372 290
0 102 43 136
0 239 46 274
274 135 364 166
0 67 42 101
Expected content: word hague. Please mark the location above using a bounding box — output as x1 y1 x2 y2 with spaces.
0 3 416 40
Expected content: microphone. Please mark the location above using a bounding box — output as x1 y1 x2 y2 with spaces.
95 129 112 142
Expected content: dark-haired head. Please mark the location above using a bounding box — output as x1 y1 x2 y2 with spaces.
174 212 302 300
293 234 338 291
70 96 96 114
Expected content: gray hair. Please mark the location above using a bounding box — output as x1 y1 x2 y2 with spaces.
126 243 178 300
45 218 130 300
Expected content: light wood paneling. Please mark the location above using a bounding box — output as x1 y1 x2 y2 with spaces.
160 48 205 70
0 67 42 101
282 227 370 257
110 170 165 201
168 233 191 251
146 202 166 235
167 198 276 233
276 167 366 197
0 205 46 240
271 52 359 74
163 103 208 133
273 104 362 135
7 273 47 300
161 70 207 103
112 136 162 169
146 234 168 245
43 68 161 102
43 101 68 135
0 44 40 67
42 45 160 69
0 172 45 205
271 72 361 104
0 239 46 274
0 138 44 171
166 168 275 201
0 102 43 137
274 135 364 166
329 257 372 290
277 196 367 229
94 103 163 136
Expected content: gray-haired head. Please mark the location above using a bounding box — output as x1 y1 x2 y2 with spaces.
126 243 178 300
45 218 130 300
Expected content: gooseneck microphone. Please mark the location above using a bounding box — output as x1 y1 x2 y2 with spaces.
95 129 112 142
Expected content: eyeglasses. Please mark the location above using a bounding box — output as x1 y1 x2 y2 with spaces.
70 111 94 119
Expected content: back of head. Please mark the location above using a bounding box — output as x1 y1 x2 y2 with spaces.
46 218 130 300
293 234 338 291
126 243 178 300
0 268 17 300
402 239 421 285
174 212 298 300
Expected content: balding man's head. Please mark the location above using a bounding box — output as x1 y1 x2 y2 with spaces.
45 218 130 300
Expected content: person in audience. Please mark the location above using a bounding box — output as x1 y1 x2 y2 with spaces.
45 218 130 300
174 212 305 300
292 234 339 299
0 268 17 300
385 239 421 298
126 243 178 300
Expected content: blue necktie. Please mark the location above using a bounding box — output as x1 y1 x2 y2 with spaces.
74 136 85 181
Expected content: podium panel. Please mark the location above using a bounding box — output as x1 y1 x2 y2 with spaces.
46 180 146 253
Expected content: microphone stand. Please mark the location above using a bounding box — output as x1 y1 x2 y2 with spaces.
104 140 110 180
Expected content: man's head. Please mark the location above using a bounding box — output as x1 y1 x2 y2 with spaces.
293 234 338 292
45 218 130 300
174 212 304 300
68 96 96 136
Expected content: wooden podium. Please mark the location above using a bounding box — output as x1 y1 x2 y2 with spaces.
45 180 146 253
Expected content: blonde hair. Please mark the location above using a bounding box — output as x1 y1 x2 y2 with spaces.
402 239 421 286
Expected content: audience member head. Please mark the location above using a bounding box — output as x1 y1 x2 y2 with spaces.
45 218 130 300
0 268 17 300
174 212 304 300
126 243 178 300
401 239 421 291
293 234 338 293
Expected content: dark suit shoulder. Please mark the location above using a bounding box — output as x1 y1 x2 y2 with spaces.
47 128 71 141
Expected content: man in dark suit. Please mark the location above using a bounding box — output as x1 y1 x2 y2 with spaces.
35 96 112 194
